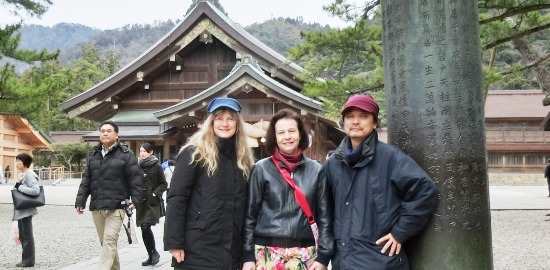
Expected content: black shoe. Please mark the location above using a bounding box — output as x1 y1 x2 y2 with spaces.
141 255 152 266
16 263 34 268
150 250 160 265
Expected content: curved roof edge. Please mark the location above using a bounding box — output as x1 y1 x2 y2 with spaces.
154 61 320 122
61 1 304 113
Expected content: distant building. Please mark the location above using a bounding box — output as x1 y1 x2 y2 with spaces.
60 1 343 161
0 115 52 179
485 90 550 173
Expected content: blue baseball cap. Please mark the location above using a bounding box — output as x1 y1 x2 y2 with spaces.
206 97 242 113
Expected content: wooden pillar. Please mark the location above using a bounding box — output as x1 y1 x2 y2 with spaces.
163 140 170 160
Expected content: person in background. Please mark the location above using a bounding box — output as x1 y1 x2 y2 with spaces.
242 109 334 270
544 159 550 197
5 165 11 183
324 94 439 270
137 142 167 266
13 153 40 268
75 120 143 270
161 159 169 171
164 97 255 270
163 159 175 196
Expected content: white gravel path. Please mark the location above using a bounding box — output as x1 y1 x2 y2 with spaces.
0 203 548 269
0 204 129 270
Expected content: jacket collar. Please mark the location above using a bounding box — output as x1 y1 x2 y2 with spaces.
334 130 378 166
93 142 129 154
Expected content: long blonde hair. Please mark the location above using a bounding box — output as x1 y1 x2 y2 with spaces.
179 109 255 179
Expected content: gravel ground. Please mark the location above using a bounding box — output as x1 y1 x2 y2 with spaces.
491 210 550 270
0 204 129 270
0 204 548 269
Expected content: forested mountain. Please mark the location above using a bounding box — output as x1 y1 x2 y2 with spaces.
18 23 100 54
16 16 548 92
16 17 323 68
6 4 549 132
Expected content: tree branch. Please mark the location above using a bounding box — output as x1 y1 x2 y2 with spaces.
483 22 550 50
479 4 550 25
361 0 381 19
350 83 384 94
501 52 550 75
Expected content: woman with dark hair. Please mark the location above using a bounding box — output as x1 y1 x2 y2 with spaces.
13 153 40 268
137 142 167 266
242 108 334 270
164 97 255 270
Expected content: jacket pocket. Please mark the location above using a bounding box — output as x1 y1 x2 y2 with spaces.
148 194 160 206
370 177 390 231
187 221 207 230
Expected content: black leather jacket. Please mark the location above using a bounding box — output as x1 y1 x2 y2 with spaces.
243 155 334 266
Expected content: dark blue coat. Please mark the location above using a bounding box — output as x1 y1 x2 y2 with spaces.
323 131 439 270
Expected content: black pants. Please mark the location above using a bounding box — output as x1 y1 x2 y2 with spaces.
141 224 156 253
18 216 35 266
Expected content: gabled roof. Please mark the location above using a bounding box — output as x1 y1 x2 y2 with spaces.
60 1 306 118
154 60 321 125
1 115 53 150
485 90 548 119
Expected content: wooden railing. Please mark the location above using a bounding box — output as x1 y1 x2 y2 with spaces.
38 167 64 180
486 130 550 143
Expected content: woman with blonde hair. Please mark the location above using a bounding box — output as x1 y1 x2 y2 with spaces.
164 97 255 270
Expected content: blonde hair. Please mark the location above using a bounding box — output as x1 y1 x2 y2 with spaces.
179 109 255 179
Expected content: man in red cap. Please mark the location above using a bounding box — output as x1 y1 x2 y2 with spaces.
323 94 439 270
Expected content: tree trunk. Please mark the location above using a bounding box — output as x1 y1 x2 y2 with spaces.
511 37 550 105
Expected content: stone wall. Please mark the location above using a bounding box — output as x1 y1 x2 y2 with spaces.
489 173 547 185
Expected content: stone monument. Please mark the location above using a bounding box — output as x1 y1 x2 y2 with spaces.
381 0 493 269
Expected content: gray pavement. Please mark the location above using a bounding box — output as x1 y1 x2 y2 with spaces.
1 179 549 269
1 179 173 269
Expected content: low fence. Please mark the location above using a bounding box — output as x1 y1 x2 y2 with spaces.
30 167 547 186
38 167 82 180
489 173 547 185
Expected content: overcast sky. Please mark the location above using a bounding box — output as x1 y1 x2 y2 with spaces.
0 0 355 29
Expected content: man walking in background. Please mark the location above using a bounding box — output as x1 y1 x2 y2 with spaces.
75 120 143 270
544 159 550 197
5 165 11 183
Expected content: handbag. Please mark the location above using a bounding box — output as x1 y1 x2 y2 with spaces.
271 156 319 248
12 186 46 210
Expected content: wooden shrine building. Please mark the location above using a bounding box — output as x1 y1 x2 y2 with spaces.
60 1 343 161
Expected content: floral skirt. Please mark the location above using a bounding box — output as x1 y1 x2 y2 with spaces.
254 245 316 270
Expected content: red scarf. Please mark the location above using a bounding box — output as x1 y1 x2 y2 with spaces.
273 147 303 173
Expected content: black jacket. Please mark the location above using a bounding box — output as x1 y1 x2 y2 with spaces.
75 143 143 210
323 131 439 270
243 155 334 266
136 160 167 226
164 140 247 270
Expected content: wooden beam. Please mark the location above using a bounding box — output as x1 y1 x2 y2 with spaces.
15 128 32 134
147 82 212 91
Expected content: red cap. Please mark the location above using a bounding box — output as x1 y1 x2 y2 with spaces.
341 94 379 119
